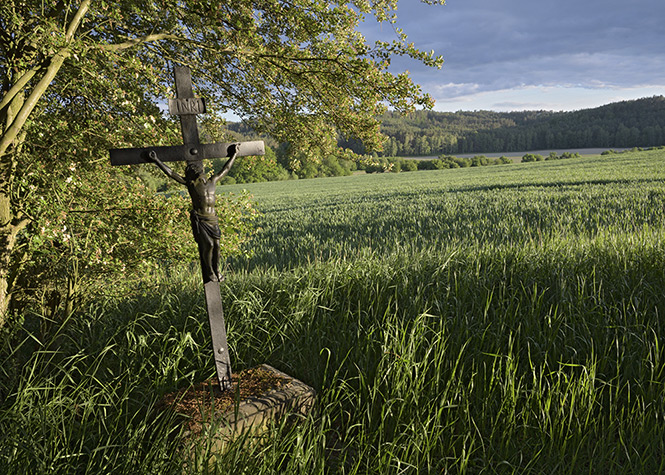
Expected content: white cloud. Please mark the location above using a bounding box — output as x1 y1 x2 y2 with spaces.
426 84 665 112
363 0 665 111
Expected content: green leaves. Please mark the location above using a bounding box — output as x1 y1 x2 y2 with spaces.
1 0 445 317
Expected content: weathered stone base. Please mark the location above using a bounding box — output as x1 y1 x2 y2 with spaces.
182 364 315 466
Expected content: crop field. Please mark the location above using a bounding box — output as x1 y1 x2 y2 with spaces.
2 149 665 473
226 149 665 272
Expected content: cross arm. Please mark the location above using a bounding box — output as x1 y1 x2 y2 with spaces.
109 140 265 166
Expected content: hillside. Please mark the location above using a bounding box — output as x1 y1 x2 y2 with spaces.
373 95 665 156
226 96 665 158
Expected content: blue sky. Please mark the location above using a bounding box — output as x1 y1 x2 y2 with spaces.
362 0 665 112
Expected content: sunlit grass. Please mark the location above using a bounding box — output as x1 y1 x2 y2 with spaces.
227 149 665 272
2 149 665 473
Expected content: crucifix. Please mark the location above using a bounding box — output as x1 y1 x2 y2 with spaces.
109 65 264 391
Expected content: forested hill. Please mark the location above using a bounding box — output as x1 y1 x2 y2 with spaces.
368 95 665 156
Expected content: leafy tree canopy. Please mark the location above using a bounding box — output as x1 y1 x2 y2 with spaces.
0 0 445 322
2 0 444 159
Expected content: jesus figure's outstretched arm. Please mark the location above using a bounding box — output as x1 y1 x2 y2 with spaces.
211 144 239 184
148 150 187 185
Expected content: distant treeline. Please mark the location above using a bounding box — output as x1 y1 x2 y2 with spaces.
197 146 664 186
361 95 665 156
211 150 513 184
216 96 665 184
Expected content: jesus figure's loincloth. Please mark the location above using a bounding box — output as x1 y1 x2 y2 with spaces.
190 210 222 242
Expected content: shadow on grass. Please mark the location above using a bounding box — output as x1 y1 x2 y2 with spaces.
3 243 665 472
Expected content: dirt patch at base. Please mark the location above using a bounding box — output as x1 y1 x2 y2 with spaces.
160 366 289 436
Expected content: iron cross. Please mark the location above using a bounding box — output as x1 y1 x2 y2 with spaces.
109 65 264 391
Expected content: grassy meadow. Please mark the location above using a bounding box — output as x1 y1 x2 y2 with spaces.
2 149 665 473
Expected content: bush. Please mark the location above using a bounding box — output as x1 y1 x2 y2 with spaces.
320 155 346 177
11 161 257 318
443 156 471 168
471 155 490 167
223 145 289 183
365 158 391 173
287 155 357 179
560 152 581 159
522 153 544 163
298 161 320 178
401 159 419 172
364 164 382 173
339 158 357 174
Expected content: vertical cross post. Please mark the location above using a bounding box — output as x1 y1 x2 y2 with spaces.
172 64 202 155
171 66 233 391
109 65 265 392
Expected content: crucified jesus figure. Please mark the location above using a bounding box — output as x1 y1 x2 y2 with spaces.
147 144 239 283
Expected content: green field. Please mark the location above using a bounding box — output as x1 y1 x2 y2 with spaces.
225 149 665 272
2 149 665 473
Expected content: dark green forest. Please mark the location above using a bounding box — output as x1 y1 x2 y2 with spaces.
219 95 665 183
368 95 665 156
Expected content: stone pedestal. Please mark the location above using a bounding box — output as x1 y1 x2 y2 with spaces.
177 364 315 466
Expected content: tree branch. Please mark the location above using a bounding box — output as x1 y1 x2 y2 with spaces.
0 68 38 113
101 33 184 51
101 33 237 54
0 49 69 158
8 217 30 245
0 0 90 159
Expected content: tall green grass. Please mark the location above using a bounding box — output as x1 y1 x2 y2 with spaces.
2 149 665 473
226 150 665 272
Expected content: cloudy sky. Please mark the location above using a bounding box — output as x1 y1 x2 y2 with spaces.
362 0 665 112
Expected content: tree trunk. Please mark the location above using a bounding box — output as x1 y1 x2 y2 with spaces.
0 87 24 326
0 192 11 325
0 196 27 326
0 1 91 327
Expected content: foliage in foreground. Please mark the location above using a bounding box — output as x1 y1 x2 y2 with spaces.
1 0 445 322
2 150 665 473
